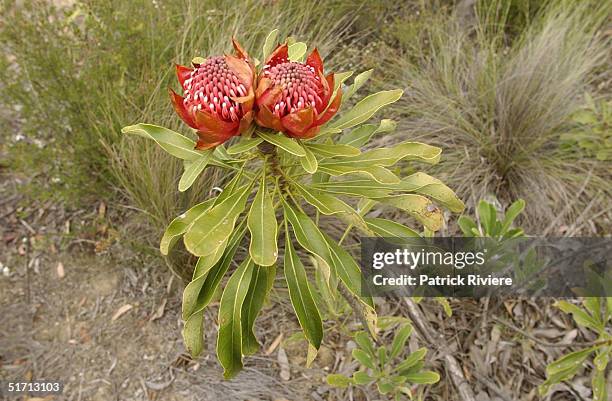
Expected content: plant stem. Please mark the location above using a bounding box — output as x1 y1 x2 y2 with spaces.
337 282 376 342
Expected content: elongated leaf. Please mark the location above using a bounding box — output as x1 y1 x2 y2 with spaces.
242 264 276 355
500 199 525 234
323 233 375 309
183 309 205 357
309 180 391 198
247 174 278 266
160 198 216 255
338 119 396 148
300 144 318 173
343 69 373 102
352 349 375 369
545 347 595 376
179 150 213 192
556 301 601 330
184 183 251 256
262 29 279 61
258 131 306 156
284 232 323 349
329 89 403 130
404 371 440 384
305 143 361 158
390 324 413 358
122 123 200 160
227 137 263 155
592 369 607 401
396 348 428 373
354 331 376 357
318 164 400 184
374 194 444 232
185 225 247 321
324 142 441 167
365 217 420 238
282 199 333 264
327 374 351 388
182 223 246 320
352 371 374 385
217 257 255 379
288 42 307 61
295 183 371 234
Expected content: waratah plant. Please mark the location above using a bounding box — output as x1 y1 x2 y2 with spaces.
122 31 464 379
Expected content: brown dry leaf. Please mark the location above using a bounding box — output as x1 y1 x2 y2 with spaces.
265 333 284 355
56 262 65 279
112 304 133 321
79 325 91 344
98 201 106 218
149 298 167 322
277 347 290 381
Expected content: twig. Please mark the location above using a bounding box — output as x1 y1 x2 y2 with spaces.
404 298 476 401
337 283 374 340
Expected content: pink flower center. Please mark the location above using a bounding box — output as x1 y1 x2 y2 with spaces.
182 56 246 122
263 61 323 117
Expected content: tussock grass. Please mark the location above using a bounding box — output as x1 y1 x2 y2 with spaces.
386 1 611 232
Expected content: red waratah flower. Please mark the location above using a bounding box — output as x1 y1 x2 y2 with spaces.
170 39 255 150
255 44 341 139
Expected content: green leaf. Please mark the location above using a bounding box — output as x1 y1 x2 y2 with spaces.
323 233 375 309
352 349 375 370
594 348 609 371
247 174 278 266
556 301 601 330
327 374 351 388
309 180 391 198
179 150 213 192
295 183 370 234
396 348 428 373
390 324 413 359
338 119 396 148
300 143 318 173
227 137 263 155
257 131 306 156
284 231 323 349
409 183 464 213
378 346 388 366
377 381 394 394
500 199 525 234
458 216 478 237
160 198 216 255
546 347 595 375
374 194 444 232
318 164 400 184
364 217 420 238
435 297 453 317
592 369 607 401
122 123 202 160
305 143 361 158
282 199 333 267
329 89 403 130
404 371 440 384
477 200 497 236
343 69 373 102
217 257 255 379
184 183 251 257
187 225 247 318
288 42 307 61
354 331 376 357
242 264 276 355
324 142 441 167
182 309 205 358
262 29 279 61
353 371 374 385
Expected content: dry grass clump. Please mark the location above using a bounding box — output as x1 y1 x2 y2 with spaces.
386 1 610 232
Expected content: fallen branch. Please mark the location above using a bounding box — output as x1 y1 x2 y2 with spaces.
404 298 476 401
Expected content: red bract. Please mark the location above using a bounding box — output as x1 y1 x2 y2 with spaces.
170 39 255 150
255 45 341 139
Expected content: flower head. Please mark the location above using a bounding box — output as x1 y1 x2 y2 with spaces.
170 39 255 149
255 44 341 139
